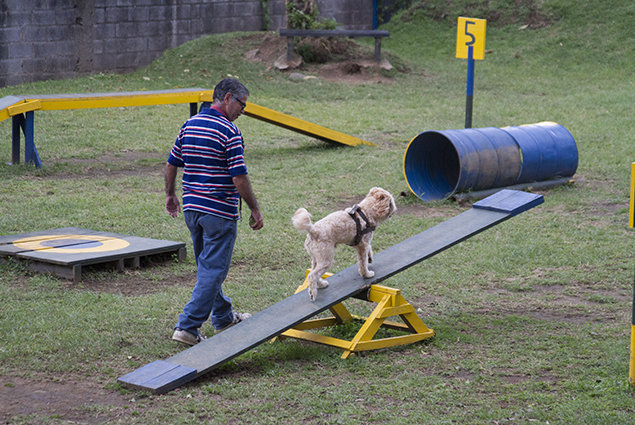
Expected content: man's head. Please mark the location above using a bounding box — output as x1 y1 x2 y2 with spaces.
212 78 249 122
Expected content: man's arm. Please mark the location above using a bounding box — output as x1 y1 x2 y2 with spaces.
233 174 263 230
165 163 181 218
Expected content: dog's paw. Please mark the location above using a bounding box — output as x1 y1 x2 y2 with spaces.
309 287 317 301
317 279 329 289
361 270 375 279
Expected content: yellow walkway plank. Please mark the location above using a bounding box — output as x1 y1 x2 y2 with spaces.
244 102 374 147
2 88 372 168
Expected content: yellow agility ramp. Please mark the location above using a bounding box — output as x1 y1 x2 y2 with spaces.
1 88 372 168
244 102 373 147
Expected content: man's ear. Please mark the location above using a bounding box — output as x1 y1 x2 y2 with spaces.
223 92 233 104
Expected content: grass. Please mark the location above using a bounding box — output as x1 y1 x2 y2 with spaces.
1 0 635 423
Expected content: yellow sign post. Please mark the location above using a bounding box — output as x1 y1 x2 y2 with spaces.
456 17 487 128
456 17 487 60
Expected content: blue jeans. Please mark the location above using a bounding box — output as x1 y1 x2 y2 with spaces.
176 211 238 334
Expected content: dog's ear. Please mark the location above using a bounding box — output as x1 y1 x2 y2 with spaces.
369 187 386 201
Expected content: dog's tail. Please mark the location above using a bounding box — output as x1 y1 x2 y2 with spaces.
292 208 314 234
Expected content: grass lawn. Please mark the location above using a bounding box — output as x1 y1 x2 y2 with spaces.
1 0 635 423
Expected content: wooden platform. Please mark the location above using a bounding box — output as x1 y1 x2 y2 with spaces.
118 190 543 394
0 227 186 281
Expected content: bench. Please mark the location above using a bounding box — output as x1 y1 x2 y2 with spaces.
279 29 390 63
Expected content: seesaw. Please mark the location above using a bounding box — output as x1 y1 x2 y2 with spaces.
118 189 543 394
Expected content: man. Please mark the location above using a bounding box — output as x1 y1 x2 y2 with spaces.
165 78 263 346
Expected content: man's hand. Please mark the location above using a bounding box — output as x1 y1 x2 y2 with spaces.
166 195 181 218
232 174 263 231
249 209 264 230
165 163 181 218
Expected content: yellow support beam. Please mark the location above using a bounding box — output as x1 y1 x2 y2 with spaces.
34 90 212 111
278 272 435 358
0 89 211 123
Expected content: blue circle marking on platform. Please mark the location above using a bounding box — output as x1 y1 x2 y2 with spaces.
40 239 105 249
13 234 130 253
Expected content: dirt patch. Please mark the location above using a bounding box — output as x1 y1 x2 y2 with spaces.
0 374 128 424
68 268 196 297
244 32 397 85
2 255 194 297
48 152 166 180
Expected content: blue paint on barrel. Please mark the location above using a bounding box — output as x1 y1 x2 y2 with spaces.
403 122 578 201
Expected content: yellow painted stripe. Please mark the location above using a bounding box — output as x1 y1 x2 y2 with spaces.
0 90 214 122
245 102 374 147
36 91 212 111
403 134 420 197
7 100 42 116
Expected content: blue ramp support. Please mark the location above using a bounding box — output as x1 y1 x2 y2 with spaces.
118 190 543 394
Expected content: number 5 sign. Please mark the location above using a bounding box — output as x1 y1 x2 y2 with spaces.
456 17 486 128
456 17 487 60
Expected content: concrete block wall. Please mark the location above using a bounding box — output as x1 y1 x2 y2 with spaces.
0 0 374 88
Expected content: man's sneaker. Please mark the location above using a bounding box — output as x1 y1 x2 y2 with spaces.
215 312 252 333
172 328 207 346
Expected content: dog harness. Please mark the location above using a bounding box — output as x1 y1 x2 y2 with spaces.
348 204 376 246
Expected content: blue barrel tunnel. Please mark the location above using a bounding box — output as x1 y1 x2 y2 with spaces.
403 122 578 201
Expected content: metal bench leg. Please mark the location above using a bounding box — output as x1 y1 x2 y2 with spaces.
286 36 294 61
374 37 381 63
11 114 23 164
199 102 211 113
24 111 42 168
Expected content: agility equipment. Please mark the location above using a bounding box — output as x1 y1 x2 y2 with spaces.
0 227 185 282
403 122 578 201
118 189 543 394
1 88 372 167
276 272 435 359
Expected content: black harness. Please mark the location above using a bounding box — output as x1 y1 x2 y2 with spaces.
348 204 375 246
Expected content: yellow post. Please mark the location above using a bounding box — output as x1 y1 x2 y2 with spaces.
630 163 635 386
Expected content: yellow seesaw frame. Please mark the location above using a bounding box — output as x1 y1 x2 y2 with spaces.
275 271 435 359
2 88 374 168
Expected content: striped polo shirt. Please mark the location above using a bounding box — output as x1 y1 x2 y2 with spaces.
167 108 248 220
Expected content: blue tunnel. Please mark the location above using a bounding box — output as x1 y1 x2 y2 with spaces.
403 122 578 201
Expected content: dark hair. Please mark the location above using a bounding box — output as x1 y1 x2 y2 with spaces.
213 78 249 102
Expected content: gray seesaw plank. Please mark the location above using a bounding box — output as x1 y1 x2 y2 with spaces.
118 190 543 394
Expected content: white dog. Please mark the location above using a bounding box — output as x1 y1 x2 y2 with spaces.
292 187 397 301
